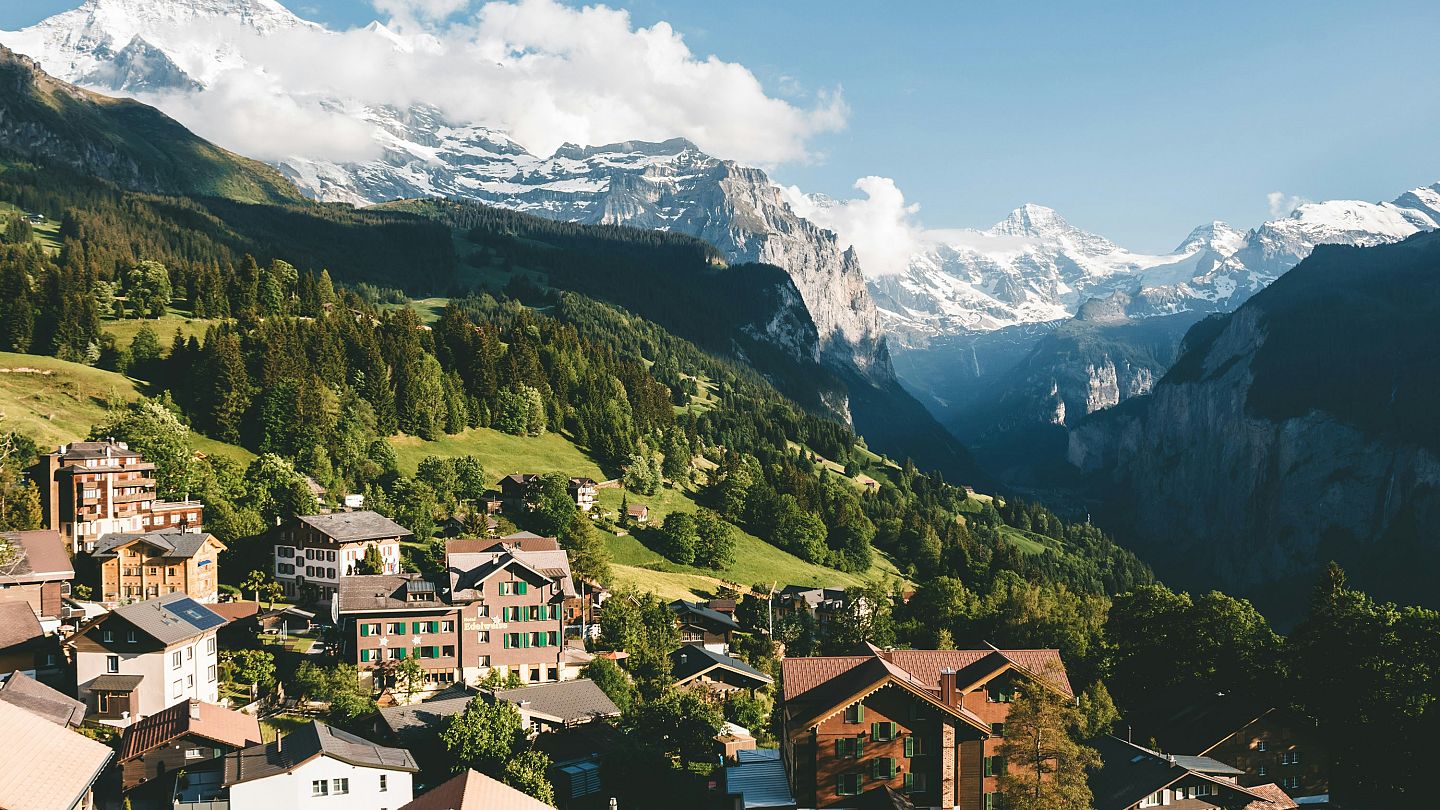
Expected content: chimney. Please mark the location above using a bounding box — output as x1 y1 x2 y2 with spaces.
276 732 283 753
939 667 957 706
189 700 201 720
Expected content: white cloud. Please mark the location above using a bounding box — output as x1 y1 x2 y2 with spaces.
786 176 925 277
1267 191 1309 219
111 0 848 167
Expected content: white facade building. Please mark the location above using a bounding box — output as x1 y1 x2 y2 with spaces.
224 721 417 810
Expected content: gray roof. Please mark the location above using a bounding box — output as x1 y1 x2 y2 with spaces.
336 574 445 614
226 721 417 785
92 531 218 560
1089 735 1265 810
89 674 145 691
298 511 412 543
491 679 620 725
668 600 741 632
378 694 475 745
448 547 576 601
671 645 773 687
724 748 795 809
0 671 85 727
107 593 226 645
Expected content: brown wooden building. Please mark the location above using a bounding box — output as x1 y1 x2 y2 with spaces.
0 529 73 625
90 530 225 606
118 699 263 791
781 645 1073 809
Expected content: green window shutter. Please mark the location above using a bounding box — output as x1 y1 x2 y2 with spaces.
359 649 369 662
903 772 913 791
395 648 406 660
857 703 864 722
984 756 993 777
905 736 914 758
835 740 843 758
410 622 419 634
517 581 527 595
360 624 369 637
503 634 510 649
523 633 530 648
871 722 879 739
856 735 864 756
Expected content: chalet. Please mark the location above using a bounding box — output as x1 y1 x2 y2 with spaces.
273 511 410 601
223 721 417 810
334 533 578 694
776 585 849 633
117 699 263 792
0 699 112 810
0 530 74 627
0 601 63 684
1125 689 1328 802
400 768 552 810
568 477 598 512
31 439 203 553
669 599 740 654
671 644 774 694
91 530 225 606
1089 735 1298 810
780 644 1073 809
499 473 541 511
625 503 649 524
68 593 225 725
0 670 85 727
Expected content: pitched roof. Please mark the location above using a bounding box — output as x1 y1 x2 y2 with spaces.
53 439 140 460
782 646 1071 703
378 694 475 745
92 531 222 560
399 768 555 810
0 601 43 649
0 531 72 584
668 599 740 632
446 533 560 554
104 593 226 646
723 748 795 809
672 645 774 688
1089 735 1268 810
297 511 412 543
447 546 576 601
208 602 264 623
491 679 621 725
0 672 85 727
120 701 263 761
0 700 112 810
90 674 145 691
336 574 446 613
225 721 417 785
1245 783 1299 810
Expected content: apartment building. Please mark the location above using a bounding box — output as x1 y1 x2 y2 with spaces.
68 593 225 725
31 439 204 553
334 534 577 695
91 530 225 606
272 511 410 601
781 645 1073 809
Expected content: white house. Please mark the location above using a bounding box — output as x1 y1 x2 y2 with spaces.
67 593 224 726
224 720 417 810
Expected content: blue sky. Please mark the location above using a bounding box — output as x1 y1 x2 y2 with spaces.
6 0 1439 251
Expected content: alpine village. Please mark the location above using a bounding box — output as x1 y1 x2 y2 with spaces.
0 2 1434 810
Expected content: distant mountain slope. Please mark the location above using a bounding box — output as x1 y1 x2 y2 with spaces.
0 44 301 205
1069 230 1440 615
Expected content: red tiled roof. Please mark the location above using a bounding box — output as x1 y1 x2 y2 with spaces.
400 768 554 810
1244 783 1298 810
3 530 73 582
208 602 264 623
782 647 1072 704
0 602 43 650
447 535 559 554
120 701 263 760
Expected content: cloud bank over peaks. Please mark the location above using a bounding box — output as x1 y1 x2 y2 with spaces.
785 176 926 277
29 0 849 167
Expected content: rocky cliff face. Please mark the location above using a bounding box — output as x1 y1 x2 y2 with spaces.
1069 234 1440 612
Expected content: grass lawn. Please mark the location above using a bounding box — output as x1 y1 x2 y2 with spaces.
997 525 1058 556
101 308 219 350
390 426 609 479
260 713 312 742
0 350 254 464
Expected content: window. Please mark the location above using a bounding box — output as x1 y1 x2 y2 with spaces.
185 748 204 760
441 645 455 657
904 772 927 793
1139 792 1163 808
499 582 512 596
187 646 194 660
332 778 348 795
1282 777 1299 790
1256 740 1268 752
173 651 183 669
478 655 491 667
990 722 1005 737
388 622 406 635
206 637 216 655
1282 751 1300 765
844 704 865 723
379 775 387 793
837 773 863 796
477 631 490 643
208 664 217 682
441 620 455 632
311 780 328 797
173 679 184 698
1195 784 1213 797
871 721 897 741
987 684 1013 703
106 655 119 673
836 737 860 758
872 757 896 779
1258 765 1268 777
187 674 195 688
984 755 1006 776
101 630 114 643
126 630 137 644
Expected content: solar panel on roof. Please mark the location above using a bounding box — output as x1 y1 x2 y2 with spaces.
168 597 226 630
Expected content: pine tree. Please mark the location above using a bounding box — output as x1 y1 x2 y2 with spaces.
998 676 1100 810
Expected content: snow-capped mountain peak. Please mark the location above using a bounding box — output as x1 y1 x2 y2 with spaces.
1174 221 1246 255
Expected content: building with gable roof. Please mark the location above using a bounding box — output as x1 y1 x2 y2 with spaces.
67 592 225 725
780 644 1073 809
1088 735 1298 810
0 700 113 810
118 699 263 791
0 601 62 684
90 530 225 606
0 670 85 727
334 533 578 695
30 439 203 553
669 599 741 654
223 720 417 810
272 511 411 601
672 644 774 694
0 530 74 627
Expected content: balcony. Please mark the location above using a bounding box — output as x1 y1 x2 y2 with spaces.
174 769 228 810
113 490 156 504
